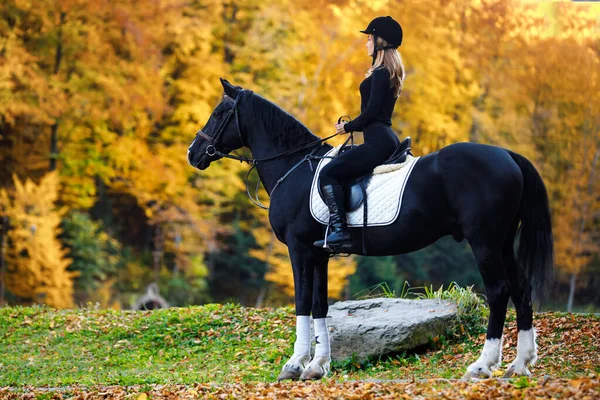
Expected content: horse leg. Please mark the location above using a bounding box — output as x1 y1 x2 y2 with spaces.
300 255 330 380
463 245 510 379
502 240 537 378
277 239 320 381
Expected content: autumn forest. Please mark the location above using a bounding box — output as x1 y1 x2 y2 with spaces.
0 0 599 311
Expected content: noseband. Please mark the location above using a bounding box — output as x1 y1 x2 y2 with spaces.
195 89 253 157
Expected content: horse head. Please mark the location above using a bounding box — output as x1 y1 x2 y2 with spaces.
187 78 249 170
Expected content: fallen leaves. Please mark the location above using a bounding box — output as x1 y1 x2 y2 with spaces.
0 305 598 393
0 378 598 399
378 311 600 381
488 313 600 378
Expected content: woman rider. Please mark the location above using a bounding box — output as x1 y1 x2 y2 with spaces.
314 16 406 249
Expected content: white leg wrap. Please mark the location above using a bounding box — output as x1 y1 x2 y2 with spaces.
278 316 312 381
464 338 503 379
293 315 311 356
504 328 537 377
298 317 331 380
313 318 330 358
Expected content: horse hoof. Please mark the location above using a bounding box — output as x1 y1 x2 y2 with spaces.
462 366 492 380
299 356 330 381
503 364 531 378
503 366 515 379
277 354 311 381
277 370 301 381
299 369 324 381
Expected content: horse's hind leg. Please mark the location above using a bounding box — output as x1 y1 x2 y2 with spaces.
463 245 510 379
502 237 537 378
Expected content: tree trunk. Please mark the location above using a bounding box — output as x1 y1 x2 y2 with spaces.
255 283 267 309
567 146 599 312
152 225 163 284
344 279 351 301
222 2 238 65
0 216 8 307
49 123 59 171
567 273 576 312
49 11 65 172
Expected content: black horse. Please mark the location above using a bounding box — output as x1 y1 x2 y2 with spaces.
188 79 553 380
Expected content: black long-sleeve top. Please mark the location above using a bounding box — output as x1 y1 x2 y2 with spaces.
344 67 398 133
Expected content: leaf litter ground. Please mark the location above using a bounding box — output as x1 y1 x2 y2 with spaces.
0 304 598 398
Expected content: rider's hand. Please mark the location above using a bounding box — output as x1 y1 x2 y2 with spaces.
334 122 347 134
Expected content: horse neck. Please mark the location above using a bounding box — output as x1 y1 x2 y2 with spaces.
242 110 318 196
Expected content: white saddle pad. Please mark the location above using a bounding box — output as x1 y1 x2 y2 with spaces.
309 145 420 227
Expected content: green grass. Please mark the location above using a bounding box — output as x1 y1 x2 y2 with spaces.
356 281 488 317
0 299 597 387
0 303 296 386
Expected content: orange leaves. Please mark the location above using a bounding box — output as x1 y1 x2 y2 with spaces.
2 377 598 399
1 0 599 308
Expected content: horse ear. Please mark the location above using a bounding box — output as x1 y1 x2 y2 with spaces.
220 77 241 98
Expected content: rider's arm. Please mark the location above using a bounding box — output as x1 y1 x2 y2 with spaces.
343 67 389 133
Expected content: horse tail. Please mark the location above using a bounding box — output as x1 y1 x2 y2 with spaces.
508 151 554 300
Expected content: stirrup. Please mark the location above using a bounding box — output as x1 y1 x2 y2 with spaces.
315 225 334 251
323 224 330 248
318 225 352 254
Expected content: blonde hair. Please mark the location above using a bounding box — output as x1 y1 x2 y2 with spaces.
366 35 405 98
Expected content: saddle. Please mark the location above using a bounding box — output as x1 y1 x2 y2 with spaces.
317 137 413 211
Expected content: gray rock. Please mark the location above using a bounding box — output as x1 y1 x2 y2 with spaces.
327 298 458 362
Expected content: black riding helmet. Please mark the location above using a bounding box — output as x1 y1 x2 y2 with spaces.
360 16 403 65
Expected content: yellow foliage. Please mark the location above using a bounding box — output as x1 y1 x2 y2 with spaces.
88 278 121 310
0 172 78 308
328 256 357 299
1 0 599 304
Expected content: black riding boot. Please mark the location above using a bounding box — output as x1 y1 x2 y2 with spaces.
313 184 352 249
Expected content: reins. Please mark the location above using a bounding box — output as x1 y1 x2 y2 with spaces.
209 130 342 166
245 144 331 209
196 89 354 210
235 129 349 210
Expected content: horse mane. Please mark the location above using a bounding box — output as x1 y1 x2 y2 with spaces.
244 92 322 148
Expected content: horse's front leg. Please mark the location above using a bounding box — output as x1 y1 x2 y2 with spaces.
277 239 327 381
299 254 330 380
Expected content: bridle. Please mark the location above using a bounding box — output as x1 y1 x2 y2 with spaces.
193 89 351 210
195 89 251 158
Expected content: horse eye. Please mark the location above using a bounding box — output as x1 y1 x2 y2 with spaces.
214 110 223 117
